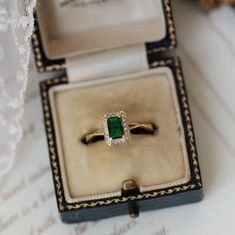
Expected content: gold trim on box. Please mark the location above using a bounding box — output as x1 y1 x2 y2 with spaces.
41 58 202 212
33 0 176 73
147 0 177 54
32 33 66 73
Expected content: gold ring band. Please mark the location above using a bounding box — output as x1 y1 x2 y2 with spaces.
82 111 158 146
83 122 157 144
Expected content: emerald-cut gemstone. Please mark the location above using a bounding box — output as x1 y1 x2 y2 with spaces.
107 116 124 139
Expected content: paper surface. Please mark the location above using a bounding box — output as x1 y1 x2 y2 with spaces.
1 1 235 234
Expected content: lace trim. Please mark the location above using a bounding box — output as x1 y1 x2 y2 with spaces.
0 0 37 176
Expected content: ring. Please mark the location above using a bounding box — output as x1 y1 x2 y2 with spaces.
82 111 158 146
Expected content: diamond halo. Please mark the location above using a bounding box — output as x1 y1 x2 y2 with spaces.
103 111 130 146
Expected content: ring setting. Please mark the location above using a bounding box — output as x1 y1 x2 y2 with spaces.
82 111 158 146
103 111 130 146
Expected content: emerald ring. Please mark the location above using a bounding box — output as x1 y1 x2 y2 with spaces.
82 111 158 146
103 111 130 146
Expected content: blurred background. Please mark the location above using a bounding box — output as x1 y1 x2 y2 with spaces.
0 0 235 234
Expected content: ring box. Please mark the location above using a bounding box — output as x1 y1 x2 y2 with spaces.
33 0 203 223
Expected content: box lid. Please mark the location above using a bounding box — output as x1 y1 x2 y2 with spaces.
32 0 176 73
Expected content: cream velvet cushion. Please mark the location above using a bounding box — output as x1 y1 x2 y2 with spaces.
49 67 191 202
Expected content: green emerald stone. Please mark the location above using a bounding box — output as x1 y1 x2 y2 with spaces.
107 116 124 139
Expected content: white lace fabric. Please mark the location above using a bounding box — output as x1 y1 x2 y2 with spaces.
0 0 36 176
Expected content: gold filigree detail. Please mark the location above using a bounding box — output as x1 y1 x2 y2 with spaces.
174 59 202 183
41 77 68 211
147 0 177 54
31 33 66 73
